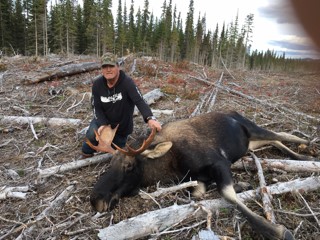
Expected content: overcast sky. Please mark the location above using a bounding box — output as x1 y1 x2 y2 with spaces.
113 0 319 59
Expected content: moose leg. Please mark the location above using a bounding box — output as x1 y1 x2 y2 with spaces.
210 163 294 240
221 184 294 240
274 132 309 144
249 139 314 160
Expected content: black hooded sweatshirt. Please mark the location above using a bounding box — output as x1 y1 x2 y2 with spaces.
92 70 153 136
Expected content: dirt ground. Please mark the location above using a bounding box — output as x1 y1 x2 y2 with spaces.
0 55 319 240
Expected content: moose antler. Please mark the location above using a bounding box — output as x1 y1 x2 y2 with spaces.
113 127 157 156
85 124 119 154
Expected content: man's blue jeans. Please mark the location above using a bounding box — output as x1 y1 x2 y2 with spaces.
81 118 127 155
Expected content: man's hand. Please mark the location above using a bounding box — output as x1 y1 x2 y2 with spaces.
147 119 162 132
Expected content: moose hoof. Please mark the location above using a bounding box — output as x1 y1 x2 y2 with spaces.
283 229 294 240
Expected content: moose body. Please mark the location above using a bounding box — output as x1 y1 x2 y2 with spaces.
90 111 314 240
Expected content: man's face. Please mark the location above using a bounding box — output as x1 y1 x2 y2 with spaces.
101 65 119 80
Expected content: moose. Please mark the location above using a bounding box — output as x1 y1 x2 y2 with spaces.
88 110 316 240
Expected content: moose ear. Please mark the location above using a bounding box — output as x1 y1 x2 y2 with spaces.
141 141 173 159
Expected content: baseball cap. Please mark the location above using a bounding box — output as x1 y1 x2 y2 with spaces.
101 53 118 67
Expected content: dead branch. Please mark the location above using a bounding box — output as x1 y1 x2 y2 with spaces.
21 62 100 84
296 191 320 228
251 152 276 223
206 72 224 113
97 176 320 240
37 153 112 178
0 138 14 148
3 168 20 180
190 89 213 117
190 72 224 117
155 221 208 239
28 119 38 139
0 115 81 127
139 181 199 199
188 74 320 122
232 157 320 173
0 186 29 200
4 184 76 240
66 92 90 112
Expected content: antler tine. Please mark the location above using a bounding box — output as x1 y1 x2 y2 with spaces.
112 127 157 156
85 125 119 154
86 129 101 152
127 127 157 155
112 142 131 155
86 138 116 154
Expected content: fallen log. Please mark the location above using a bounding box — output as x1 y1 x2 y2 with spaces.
232 157 320 173
251 153 276 223
0 115 81 127
0 186 29 200
134 88 164 115
97 176 320 240
38 153 112 178
150 109 173 117
22 62 100 84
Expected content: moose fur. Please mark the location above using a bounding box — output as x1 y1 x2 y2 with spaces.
90 111 316 240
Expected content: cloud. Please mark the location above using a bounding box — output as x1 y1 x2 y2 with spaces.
269 36 319 58
270 40 313 51
255 0 320 58
258 0 298 24
269 35 314 51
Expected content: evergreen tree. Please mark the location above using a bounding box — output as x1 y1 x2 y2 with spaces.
169 5 180 62
226 13 239 68
177 13 184 62
218 22 227 67
0 0 14 55
210 24 219 67
164 0 172 60
100 0 114 55
122 1 128 54
183 0 194 60
49 3 64 54
141 0 150 54
115 0 125 55
12 0 26 55
64 0 76 56
241 13 254 68
75 4 86 54
82 0 95 54
154 0 167 60
127 0 135 52
29 0 47 56
135 7 142 52
194 13 204 64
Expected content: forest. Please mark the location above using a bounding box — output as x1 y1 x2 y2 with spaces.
0 0 320 72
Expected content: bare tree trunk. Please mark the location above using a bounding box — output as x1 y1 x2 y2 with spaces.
35 13 38 57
